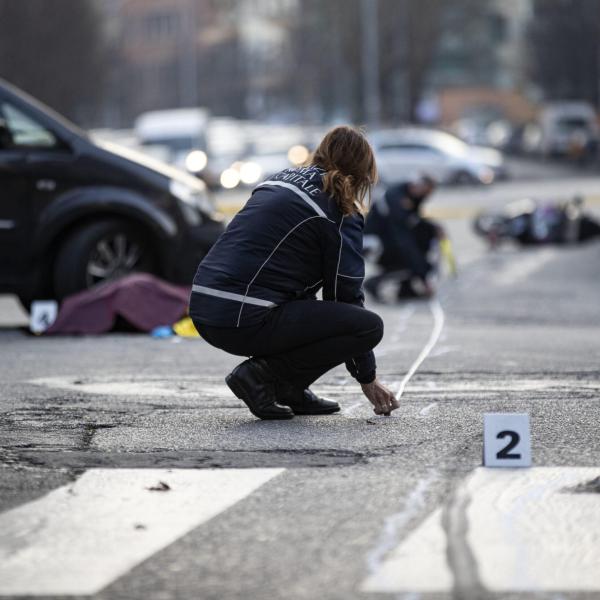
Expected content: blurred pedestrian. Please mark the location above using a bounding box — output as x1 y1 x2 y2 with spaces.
364 175 443 301
189 126 398 420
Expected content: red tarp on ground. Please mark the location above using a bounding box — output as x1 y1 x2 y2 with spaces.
45 273 190 335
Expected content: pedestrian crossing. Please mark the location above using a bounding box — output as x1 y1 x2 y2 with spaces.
362 467 600 594
1 467 599 596
0 468 283 596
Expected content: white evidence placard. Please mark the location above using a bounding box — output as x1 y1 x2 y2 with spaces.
483 413 532 467
30 300 58 334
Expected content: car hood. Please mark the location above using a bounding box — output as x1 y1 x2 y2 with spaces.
468 145 504 168
94 138 206 191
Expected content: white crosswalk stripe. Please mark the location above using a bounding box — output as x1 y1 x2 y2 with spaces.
362 467 600 593
0 468 283 596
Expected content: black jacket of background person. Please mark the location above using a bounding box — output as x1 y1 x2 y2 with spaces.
365 182 430 278
189 165 376 383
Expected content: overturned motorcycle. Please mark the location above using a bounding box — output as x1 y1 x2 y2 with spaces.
473 196 600 246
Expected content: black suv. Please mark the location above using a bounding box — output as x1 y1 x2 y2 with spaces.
0 78 225 308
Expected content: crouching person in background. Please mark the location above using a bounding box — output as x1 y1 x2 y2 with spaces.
364 175 444 301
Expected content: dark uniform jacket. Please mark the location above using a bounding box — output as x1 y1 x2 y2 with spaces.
365 183 431 278
189 165 376 383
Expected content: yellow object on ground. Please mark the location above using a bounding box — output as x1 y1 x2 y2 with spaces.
440 238 457 277
173 316 200 337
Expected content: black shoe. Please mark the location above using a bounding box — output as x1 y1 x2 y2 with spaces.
226 358 294 420
278 382 340 415
396 280 420 299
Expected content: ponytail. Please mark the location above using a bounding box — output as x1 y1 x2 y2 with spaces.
310 126 377 216
322 170 358 216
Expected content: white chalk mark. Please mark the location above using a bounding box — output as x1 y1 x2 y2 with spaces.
418 402 438 417
365 472 438 579
0 468 283 596
362 472 449 594
428 345 458 358
342 401 363 416
395 299 445 400
362 467 600 593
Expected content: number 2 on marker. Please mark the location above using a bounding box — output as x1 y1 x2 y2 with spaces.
496 430 521 459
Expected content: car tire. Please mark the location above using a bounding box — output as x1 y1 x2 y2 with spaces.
53 219 156 300
451 170 478 185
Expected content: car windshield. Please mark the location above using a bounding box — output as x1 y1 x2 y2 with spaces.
557 117 589 131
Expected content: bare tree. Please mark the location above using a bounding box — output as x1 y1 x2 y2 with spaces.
0 0 106 125
528 0 600 106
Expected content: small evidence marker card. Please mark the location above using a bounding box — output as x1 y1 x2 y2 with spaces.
30 300 58 334
483 413 532 468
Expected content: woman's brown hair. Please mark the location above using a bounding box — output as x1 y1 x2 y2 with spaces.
310 125 377 215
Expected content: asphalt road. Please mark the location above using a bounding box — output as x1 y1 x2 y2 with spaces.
1 160 599 600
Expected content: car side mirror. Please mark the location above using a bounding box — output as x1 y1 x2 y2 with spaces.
0 118 13 149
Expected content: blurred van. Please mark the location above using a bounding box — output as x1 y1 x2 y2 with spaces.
537 102 599 157
135 108 210 175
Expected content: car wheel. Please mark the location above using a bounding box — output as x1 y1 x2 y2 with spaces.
451 170 478 185
53 219 156 299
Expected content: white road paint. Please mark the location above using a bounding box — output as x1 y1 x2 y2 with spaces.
362 477 451 593
30 377 231 399
493 248 555 287
362 467 600 593
32 375 598 400
365 472 438 582
0 468 283 596
395 299 445 400
399 378 599 395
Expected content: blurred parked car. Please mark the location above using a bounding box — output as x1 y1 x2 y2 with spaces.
370 128 507 185
227 143 311 189
0 78 224 308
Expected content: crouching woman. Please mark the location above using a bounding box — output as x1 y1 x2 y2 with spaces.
189 126 398 419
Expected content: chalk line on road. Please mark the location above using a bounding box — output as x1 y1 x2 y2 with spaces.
362 471 444 593
362 467 600 593
0 468 283 596
365 472 438 574
394 299 445 401
418 402 438 417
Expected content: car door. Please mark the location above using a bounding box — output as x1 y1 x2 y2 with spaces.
0 99 73 286
376 143 448 184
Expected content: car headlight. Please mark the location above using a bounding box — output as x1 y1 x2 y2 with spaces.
184 150 208 173
478 166 495 185
288 144 309 165
169 179 214 224
220 168 241 189
239 162 262 185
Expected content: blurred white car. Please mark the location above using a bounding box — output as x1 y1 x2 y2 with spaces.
369 128 507 185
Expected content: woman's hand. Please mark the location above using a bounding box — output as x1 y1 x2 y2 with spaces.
360 379 400 416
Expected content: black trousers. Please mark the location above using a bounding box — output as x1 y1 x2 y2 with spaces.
366 220 438 296
194 300 383 389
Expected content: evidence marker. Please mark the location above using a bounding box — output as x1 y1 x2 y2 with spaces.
483 413 532 468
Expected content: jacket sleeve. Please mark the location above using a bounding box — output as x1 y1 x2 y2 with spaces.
321 214 377 384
